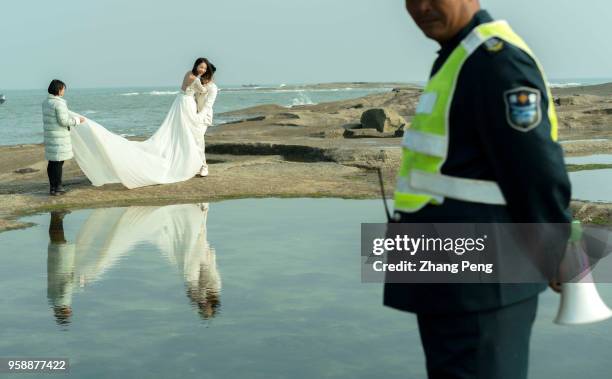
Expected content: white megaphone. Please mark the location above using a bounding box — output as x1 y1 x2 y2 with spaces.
555 276 612 325
554 221 612 325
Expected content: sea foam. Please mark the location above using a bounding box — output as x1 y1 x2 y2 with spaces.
290 91 315 107
549 82 583 88
149 91 179 96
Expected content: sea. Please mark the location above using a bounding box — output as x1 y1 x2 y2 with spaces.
0 79 610 147
0 84 394 146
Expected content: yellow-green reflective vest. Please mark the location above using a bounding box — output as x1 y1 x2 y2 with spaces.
394 20 559 214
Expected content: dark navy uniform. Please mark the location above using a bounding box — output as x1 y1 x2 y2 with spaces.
384 10 571 379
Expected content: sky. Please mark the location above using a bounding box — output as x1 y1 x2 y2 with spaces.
1 0 611 89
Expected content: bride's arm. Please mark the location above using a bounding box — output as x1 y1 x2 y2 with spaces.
191 77 207 94
181 71 207 93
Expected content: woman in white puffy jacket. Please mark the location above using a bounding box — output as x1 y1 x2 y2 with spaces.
42 80 85 196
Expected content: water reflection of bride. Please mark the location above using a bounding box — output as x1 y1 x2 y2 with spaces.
164 203 221 319
45 204 221 325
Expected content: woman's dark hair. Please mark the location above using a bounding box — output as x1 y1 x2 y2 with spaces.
191 58 217 84
48 79 66 96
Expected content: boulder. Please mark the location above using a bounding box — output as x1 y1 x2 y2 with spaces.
360 108 407 133
394 123 408 137
555 97 575 106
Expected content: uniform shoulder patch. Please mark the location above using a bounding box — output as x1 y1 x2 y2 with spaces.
484 37 505 53
504 87 542 132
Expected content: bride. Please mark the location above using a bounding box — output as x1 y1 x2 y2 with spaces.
70 58 219 189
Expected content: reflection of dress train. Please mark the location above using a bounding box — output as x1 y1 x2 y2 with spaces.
70 89 204 189
46 204 221 323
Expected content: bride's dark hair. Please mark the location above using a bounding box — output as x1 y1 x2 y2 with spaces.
192 57 217 84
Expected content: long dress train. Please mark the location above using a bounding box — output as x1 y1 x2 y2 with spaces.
70 80 213 189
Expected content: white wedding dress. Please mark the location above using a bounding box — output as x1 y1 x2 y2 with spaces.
70 79 217 189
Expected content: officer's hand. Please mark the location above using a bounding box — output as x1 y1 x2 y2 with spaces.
549 281 562 294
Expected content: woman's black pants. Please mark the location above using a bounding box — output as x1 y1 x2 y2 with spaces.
47 161 64 190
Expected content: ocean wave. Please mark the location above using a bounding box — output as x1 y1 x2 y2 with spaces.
83 110 98 114
148 91 179 96
549 82 583 88
221 87 376 94
282 88 355 93
290 91 316 107
246 88 364 94
223 86 274 91
120 92 140 96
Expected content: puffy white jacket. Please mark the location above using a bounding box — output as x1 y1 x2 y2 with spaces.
42 95 80 161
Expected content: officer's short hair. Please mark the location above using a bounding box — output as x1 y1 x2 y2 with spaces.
48 80 66 96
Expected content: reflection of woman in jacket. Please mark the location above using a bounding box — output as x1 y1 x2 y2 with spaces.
47 211 76 325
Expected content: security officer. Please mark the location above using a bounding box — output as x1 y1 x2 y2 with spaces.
384 1 571 378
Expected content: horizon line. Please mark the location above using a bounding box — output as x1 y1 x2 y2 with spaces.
2 78 612 91
1 80 422 92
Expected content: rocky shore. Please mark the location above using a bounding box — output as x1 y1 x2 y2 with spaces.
1 82 611 232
